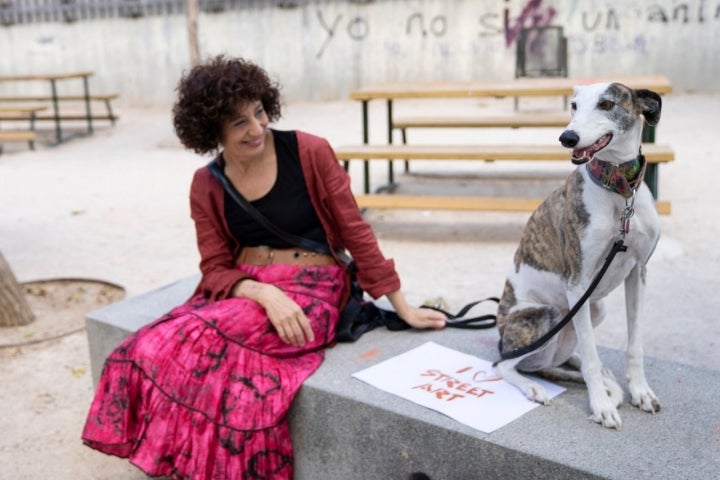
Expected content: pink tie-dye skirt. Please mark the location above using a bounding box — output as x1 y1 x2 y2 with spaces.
82 263 346 479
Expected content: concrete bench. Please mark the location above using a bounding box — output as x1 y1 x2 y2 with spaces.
85 275 718 479
335 143 674 214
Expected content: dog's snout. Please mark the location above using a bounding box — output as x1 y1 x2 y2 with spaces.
559 130 580 148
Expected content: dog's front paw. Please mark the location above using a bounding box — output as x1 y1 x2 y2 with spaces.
589 397 623 430
524 382 551 405
628 381 661 413
601 368 624 408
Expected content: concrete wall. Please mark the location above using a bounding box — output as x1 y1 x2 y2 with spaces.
1 0 718 107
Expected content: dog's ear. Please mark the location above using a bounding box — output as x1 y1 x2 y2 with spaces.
635 89 662 126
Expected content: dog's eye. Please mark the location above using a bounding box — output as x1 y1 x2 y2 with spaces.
570 102 577 111
598 100 614 111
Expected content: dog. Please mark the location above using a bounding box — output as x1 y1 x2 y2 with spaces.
494 82 663 430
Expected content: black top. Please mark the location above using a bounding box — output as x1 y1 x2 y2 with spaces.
224 129 328 249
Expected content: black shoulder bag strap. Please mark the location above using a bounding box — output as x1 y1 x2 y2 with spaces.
207 160 496 330
207 160 352 264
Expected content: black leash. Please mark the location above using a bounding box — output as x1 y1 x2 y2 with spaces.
499 162 641 361
421 297 499 329
499 238 627 360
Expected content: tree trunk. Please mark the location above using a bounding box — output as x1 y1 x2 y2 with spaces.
0 251 35 327
187 0 201 67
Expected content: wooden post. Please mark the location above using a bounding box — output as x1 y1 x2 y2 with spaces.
0 251 35 327
187 0 200 67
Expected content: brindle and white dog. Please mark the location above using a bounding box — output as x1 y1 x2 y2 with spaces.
495 82 663 430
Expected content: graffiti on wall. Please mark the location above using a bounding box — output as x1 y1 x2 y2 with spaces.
314 0 720 59
502 0 556 46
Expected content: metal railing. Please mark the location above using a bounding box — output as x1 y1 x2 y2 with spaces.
0 0 322 25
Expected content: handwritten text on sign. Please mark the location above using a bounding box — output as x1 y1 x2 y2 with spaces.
413 367 502 402
352 342 564 433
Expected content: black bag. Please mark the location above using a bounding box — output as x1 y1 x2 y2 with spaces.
335 263 500 343
335 262 411 342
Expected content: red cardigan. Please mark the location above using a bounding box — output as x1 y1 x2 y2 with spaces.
189 130 401 302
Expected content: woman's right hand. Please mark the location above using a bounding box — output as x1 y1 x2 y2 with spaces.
232 280 314 346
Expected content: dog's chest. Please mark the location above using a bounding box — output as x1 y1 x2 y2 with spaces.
508 171 659 301
579 179 660 251
577 186 660 292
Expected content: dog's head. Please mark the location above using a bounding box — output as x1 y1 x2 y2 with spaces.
559 82 662 165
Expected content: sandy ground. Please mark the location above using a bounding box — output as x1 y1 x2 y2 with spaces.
0 92 718 479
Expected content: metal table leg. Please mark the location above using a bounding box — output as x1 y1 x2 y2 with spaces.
83 75 93 134
50 79 62 143
362 100 370 194
387 99 394 185
641 123 658 199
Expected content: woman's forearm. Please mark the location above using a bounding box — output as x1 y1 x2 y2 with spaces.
385 290 411 319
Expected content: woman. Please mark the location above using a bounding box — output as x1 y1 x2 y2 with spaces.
82 55 446 479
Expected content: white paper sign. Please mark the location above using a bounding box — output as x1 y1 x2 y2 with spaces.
352 342 565 433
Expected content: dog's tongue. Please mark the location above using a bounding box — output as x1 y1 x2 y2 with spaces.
571 134 612 164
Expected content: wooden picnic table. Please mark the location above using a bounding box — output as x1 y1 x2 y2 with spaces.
348 74 673 192
350 75 672 102
0 71 94 143
350 74 672 143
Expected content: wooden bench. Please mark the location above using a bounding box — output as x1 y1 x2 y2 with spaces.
0 130 37 150
0 106 46 149
0 105 47 114
0 94 118 101
0 105 47 122
0 113 120 123
334 143 674 215
389 113 664 176
392 112 570 132
0 94 120 125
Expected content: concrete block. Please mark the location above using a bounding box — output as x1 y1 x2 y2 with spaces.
293 327 720 479
85 276 720 479
85 274 198 384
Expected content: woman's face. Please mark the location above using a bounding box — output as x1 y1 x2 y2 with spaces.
220 100 269 159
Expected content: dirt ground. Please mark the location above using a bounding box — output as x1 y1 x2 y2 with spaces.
0 92 718 479
1 279 125 349
0 281 143 479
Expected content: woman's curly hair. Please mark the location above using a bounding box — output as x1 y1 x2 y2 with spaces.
172 55 282 155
